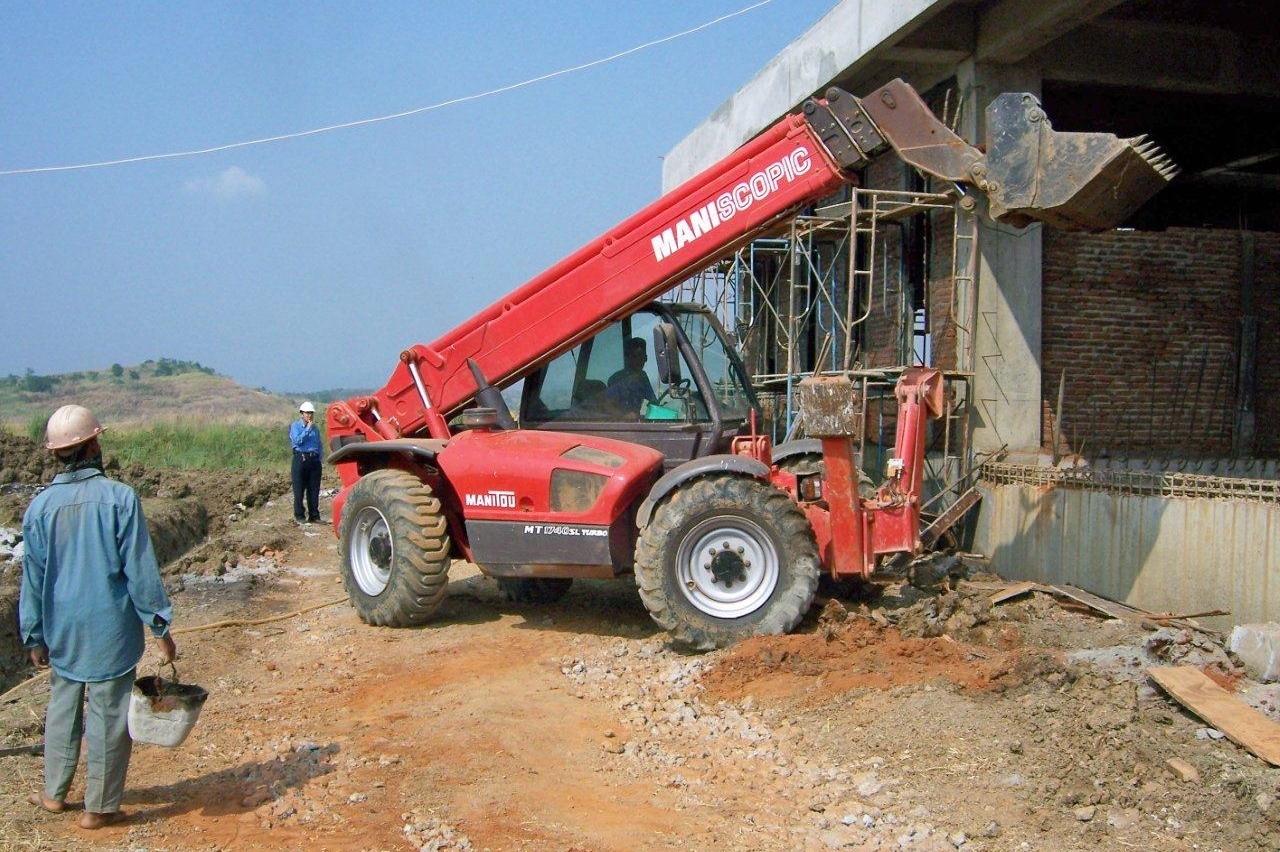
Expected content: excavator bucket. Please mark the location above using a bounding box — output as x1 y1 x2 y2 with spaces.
982 92 1178 231
853 79 1176 232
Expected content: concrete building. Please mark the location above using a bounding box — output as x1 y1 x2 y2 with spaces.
663 0 1279 625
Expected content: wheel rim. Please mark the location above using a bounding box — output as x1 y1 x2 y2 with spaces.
675 515 779 619
349 505 393 596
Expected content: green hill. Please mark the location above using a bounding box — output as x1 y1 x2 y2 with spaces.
0 359 300 431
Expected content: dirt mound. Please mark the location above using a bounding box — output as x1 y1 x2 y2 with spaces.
701 593 1069 712
113 464 292 575
0 429 60 483
0 430 61 526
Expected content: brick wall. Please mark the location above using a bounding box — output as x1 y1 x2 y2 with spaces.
1042 228 1279 458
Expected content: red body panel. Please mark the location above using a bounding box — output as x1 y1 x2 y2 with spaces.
436 428 664 525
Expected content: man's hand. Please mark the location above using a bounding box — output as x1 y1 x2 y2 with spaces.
153 634 177 664
29 646 49 668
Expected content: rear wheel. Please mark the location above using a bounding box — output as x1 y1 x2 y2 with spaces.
635 474 819 650
497 577 574 605
339 469 450 626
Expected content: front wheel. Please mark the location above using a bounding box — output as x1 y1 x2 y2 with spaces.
339 469 451 626
635 475 819 650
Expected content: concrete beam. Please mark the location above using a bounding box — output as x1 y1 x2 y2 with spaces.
661 0 957 190
1035 21 1279 96
976 0 1127 64
882 45 971 66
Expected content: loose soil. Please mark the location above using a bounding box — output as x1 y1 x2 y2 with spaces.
1 431 1278 851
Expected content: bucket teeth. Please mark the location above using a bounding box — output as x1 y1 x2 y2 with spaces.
1133 139 1180 179
1133 137 1158 157
1136 141 1171 168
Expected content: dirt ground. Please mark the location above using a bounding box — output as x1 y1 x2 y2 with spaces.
1 433 1279 851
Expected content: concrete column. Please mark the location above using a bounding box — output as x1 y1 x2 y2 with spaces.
956 62 1045 459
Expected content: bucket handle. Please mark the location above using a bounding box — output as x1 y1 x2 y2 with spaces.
150 661 181 696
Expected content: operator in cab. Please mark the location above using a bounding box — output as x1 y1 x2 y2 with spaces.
605 337 657 417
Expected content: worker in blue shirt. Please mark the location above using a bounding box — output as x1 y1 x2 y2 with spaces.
290 401 324 523
20 404 177 830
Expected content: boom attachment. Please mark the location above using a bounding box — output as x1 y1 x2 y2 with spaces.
843 78 1174 232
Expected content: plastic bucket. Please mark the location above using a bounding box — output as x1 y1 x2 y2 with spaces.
128 664 209 748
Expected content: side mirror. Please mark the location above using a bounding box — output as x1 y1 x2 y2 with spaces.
652 323 682 386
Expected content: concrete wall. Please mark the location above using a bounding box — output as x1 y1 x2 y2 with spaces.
975 469 1279 629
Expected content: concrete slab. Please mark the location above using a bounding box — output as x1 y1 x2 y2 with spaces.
1230 623 1280 683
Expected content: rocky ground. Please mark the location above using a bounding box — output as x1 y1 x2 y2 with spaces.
1 430 1278 851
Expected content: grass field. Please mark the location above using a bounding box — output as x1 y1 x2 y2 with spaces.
105 421 305 470
10 420 303 471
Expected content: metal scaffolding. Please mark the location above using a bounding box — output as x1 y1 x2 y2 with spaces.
664 187 980 510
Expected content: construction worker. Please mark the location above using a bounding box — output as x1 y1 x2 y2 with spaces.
290 401 323 523
20 404 177 830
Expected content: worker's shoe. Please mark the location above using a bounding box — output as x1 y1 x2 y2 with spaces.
308 517 327 524
79 811 128 830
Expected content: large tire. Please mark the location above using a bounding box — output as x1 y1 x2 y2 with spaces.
634 474 819 650
339 469 451 627
497 577 574 605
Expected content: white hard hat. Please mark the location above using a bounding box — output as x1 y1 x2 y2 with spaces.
298 401 316 413
45 404 106 451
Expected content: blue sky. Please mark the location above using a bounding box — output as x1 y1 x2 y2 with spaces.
1 0 835 392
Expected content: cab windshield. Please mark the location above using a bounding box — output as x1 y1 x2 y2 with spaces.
522 306 755 425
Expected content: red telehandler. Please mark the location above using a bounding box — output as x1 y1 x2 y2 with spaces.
326 79 1174 649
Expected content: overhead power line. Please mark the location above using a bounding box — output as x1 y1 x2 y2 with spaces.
1 0 781 177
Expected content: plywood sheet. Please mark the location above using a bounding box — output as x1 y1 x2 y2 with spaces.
1148 666 1280 766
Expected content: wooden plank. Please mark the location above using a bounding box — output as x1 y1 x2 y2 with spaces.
1148 666 1280 766
920 487 981 548
989 580 1042 605
1049 585 1223 636
1050 584 1145 621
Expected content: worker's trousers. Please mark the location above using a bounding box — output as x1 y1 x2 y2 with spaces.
292 451 322 521
44 668 134 813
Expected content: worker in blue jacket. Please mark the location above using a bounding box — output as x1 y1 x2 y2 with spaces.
20 404 177 830
290 401 324 523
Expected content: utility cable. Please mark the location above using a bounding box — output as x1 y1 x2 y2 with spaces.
1 0 781 177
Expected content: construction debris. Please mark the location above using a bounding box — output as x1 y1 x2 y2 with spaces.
1165 757 1200 783
979 579 1225 636
1230 623 1280 683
